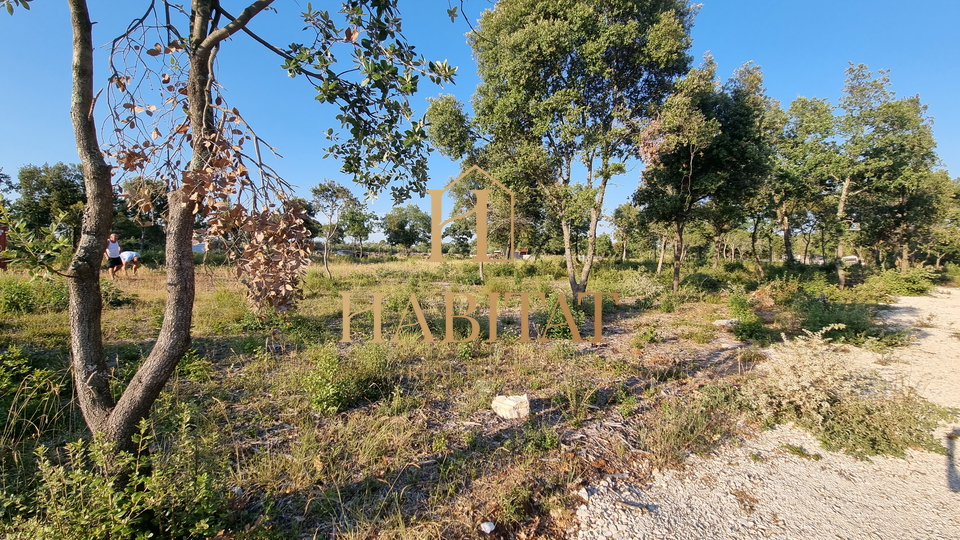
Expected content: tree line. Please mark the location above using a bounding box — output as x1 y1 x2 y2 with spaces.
425 0 959 293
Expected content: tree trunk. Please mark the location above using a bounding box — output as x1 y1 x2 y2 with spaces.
621 238 627 262
656 234 667 274
712 230 722 269
67 0 116 436
778 207 794 266
65 0 271 454
561 219 585 294
323 237 332 279
672 222 684 292
900 242 910 273
750 216 765 279
836 176 853 290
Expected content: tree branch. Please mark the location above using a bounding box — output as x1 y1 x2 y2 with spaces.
198 0 273 54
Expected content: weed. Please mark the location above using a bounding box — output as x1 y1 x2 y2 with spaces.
630 324 659 349
553 379 597 425
780 444 822 460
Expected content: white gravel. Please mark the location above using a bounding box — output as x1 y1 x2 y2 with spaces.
572 289 960 540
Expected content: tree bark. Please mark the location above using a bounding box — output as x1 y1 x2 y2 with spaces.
778 206 794 266
67 0 116 437
656 235 666 274
672 221 684 292
750 216 765 279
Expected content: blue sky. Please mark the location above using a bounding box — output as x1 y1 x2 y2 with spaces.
1 0 958 237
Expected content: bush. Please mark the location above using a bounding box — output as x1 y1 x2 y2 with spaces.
0 423 230 539
728 293 766 342
680 272 722 293
859 268 937 297
533 295 586 340
749 327 954 459
306 343 400 414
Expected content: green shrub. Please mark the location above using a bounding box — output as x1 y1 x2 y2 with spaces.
680 272 722 293
728 293 766 341
630 324 659 349
0 280 36 314
0 346 67 444
533 295 586 340
658 292 685 313
0 424 230 539
817 390 952 459
306 343 400 414
859 268 937 297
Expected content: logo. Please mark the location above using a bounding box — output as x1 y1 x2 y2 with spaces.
426 165 514 262
340 166 619 344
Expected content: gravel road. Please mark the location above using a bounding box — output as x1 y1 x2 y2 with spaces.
572 289 960 540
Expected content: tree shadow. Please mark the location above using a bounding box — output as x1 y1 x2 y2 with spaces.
947 428 960 492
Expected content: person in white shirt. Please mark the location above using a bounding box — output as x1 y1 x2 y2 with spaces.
120 251 141 277
104 233 122 280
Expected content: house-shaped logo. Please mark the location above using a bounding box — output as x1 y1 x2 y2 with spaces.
426 165 514 262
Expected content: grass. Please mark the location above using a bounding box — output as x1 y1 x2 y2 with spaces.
0 257 954 538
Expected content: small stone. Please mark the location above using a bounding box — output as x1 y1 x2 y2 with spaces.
578 487 591 502
713 318 739 329
491 394 530 419
479 521 495 534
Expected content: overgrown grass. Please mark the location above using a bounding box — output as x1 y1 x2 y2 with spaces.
0 257 953 538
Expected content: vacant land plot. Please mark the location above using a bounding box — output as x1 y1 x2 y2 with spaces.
1 259 956 539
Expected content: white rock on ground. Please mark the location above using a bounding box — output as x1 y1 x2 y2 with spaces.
492 394 530 419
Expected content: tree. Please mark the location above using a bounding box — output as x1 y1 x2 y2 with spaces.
610 203 641 261
383 204 431 255
770 96 837 266
634 55 721 291
342 203 378 258
830 64 938 282
445 0 694 294
57 0 455 455
701 62 774 269
311 180 358 278
0 163 86 244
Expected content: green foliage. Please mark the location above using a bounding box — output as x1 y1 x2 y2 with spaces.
640 383 746 468
727 292 766 341
382 204 431 252
0 346 66 445
0 422 229 539
816 390 952 459
631 324 660 350
0 277 69 314
306 343 400 415
859 268 937 297
533 295 585 340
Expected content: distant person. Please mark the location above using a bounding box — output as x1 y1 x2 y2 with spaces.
104 233 122 280
120 251 141 277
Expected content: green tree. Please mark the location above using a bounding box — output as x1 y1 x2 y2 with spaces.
383 204 431 255
463 0 695 294
771 96 837 265
1 163 86 244
831 64 938 281
341 203 378 258
701 62 775 269
610 203 642 261
634 55 721 290
311 180 359 278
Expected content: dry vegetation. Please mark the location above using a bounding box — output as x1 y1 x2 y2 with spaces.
0 257 956 539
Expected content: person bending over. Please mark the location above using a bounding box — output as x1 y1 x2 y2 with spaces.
120 251 141 277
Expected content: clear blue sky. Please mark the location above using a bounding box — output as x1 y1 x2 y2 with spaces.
1 1 958 235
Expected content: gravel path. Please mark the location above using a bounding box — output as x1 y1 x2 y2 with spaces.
572 289 960 540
